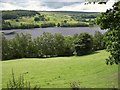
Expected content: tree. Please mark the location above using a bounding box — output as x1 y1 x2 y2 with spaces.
57 23 60 27
74 33 93 56
34 17 40 22
93 31 105 50
10 33 33 58
54 33 65 56
97 1 120 65
63 20 67 23
64 36 74 56
2 36 13 60
2 22 12 30
38 32 55 57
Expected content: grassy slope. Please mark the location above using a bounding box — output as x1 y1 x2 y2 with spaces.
6 11 97 27
40 12 78 24
6 12 78 27
2 50 118 88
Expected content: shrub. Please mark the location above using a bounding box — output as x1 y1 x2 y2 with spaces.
2 23 40 30
60 23 89 27
70 81 80 90
7 69 40 89
41 23 56 28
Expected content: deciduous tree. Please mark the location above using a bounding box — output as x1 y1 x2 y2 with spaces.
97 1 120 65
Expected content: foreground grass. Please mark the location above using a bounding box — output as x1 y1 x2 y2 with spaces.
2 50 118 88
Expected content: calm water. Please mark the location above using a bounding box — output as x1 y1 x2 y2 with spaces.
1 27 106 38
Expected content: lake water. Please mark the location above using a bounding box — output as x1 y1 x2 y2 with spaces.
1 27 106 38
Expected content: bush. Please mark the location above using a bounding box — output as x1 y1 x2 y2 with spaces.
2 23 40 30
41 23 56 28
34 15 46 22
74 33 93 56
7 69 40 89
60 23 89 27
19 23 40 29
34 17 40 22
70 81 80 89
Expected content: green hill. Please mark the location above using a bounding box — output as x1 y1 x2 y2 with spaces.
2 10 99 30
2 50 118 88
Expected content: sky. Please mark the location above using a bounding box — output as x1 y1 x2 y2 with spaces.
0 0 118 12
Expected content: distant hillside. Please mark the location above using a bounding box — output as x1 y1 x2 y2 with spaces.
1 10 100 30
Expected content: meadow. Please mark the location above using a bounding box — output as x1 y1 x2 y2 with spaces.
2 50 118 88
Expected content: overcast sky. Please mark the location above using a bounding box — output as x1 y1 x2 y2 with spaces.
0 0 117 12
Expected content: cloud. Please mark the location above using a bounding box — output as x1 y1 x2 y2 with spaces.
0 0 117 12
40 0 84 2
53 0 117 12
23 0 49 10
0 2 23 10
43 2 83 9
106 0 116 9
0 0 50 11
54 3 106 12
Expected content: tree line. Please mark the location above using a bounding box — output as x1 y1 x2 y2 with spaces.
2 31 105 60
2 10 40 20
2 21 90 30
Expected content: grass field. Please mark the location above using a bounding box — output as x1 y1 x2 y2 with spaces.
2 50 118 88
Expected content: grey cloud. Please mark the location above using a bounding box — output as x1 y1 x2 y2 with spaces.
40 0 85 2
0 0 84 9
43 2 82 9
0 0 116 12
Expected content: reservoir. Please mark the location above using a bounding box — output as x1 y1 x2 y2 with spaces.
1 27 106 38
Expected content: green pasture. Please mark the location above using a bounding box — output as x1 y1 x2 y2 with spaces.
2 50 118 88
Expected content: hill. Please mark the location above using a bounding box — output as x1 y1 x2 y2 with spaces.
2 50 118 88
1 10 99 30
